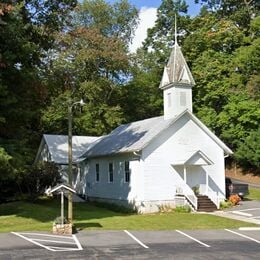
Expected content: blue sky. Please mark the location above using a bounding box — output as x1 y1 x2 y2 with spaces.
106 1 202 52
108 0 201 16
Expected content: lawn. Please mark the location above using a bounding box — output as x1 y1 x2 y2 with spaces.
246 187 260 201
0 197 259 233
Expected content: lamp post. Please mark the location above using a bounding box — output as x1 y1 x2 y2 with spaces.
68 99 85 224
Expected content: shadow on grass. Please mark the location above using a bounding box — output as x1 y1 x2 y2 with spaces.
76 222 103 231
0 196 130 224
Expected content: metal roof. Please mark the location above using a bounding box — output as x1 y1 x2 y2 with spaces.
82 116 173 158
43 134 100 164
82 110 233 158
159 42 195 89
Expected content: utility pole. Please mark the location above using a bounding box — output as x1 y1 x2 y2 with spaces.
67 99 85 224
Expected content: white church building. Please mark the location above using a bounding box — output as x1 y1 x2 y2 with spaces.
35 38 233 213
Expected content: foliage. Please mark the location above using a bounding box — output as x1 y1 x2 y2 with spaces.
41 1 138 136
75 0 138 44
18 162 61 201
0 147 16 203
174 205 191 213
0 0 78 201
228 194 241 205
235 129 260 173
220 200 233 209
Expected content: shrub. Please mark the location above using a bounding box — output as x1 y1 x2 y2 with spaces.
20 161 61 201
228 194 241 205
220 200 233 209
174 205 191 213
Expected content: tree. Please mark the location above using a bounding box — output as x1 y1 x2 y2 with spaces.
0 147 15 203
75 0 138 45
19 161 61 201
0 1 78 201
235 129 260 173
41 1 139 135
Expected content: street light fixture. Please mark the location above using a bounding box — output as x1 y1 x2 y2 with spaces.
68 98 85 224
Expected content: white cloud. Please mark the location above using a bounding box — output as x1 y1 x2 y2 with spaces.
129 7 157 53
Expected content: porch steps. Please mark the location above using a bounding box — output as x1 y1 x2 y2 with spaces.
197 195 217 212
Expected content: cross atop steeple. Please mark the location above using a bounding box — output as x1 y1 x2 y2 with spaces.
159 15 195 89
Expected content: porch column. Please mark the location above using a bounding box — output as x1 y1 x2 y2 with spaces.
206 171 208 195
183 165 187 183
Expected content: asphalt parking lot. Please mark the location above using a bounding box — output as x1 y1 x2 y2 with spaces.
213 200 260 225
0 228 259 259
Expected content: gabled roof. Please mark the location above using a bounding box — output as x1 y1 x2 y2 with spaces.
36 134 100 164
83 110 233 158
172 150 214 166
83 116 173 158
159 43 195 89
49 184 76 194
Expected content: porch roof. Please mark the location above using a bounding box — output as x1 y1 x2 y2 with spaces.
172 150 214 166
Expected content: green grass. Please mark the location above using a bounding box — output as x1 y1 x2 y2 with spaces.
245 187 260 201
0 197 259 233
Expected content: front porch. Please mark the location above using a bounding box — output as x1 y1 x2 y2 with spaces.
173 150 223 211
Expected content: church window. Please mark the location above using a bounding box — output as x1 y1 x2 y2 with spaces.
108 163 113 183
167 93 172 107
124 161 130 183
95 163 99 182
180 92 186 106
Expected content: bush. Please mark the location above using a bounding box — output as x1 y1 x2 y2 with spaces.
220 200 233 209
19 161 61 201
228 194 241 205
174 205 191 213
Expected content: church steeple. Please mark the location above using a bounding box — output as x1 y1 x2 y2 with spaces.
160 15 195 120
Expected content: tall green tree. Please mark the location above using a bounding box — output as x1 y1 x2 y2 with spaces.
0 0 77 191
41 0 138 136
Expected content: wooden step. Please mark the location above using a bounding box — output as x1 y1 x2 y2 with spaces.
197 195 217 212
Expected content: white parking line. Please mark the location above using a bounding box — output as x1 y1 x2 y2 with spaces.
232 211 252 217
12 232 55 251
73 234 83 250
237 208 260 212
15 232 73 239
124 230 149 249
33 238 76 244
225 229 260 244
239 227 260 231
176 230 211 248
11 232 83 251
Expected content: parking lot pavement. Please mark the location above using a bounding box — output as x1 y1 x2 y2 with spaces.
212 200 260 224
0 229 260 259
11 232 82 252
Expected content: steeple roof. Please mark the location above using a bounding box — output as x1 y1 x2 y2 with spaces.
159 16 195 89
159 42 195 89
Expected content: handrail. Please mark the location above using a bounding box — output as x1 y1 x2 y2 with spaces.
207 189 219 209
176 185 197 210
